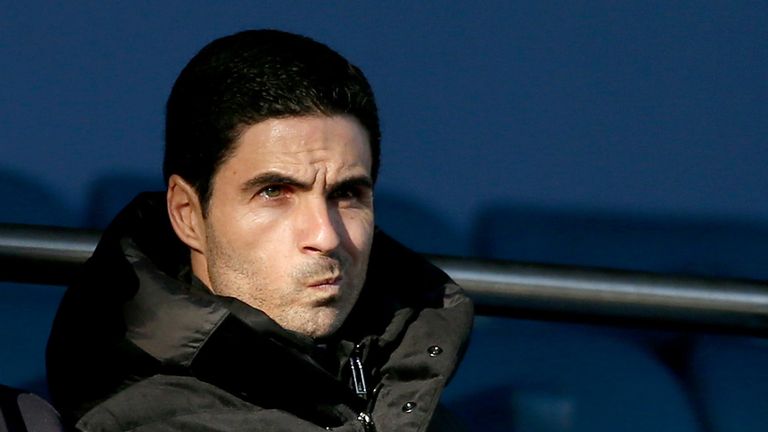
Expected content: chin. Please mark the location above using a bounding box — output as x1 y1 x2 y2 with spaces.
307 318 343 339
283 307 344 338
295 323 338 339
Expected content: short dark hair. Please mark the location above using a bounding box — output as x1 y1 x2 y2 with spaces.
163 29 381 213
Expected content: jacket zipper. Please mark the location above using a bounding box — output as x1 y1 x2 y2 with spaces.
350 345 368 397
356 412 376 432
350 344 376 431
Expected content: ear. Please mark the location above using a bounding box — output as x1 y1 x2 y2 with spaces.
167 174 206 253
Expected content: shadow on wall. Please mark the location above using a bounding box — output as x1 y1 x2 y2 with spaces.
374 190 468 256
84 172 165 229
0 168 76 227
472 204 768 281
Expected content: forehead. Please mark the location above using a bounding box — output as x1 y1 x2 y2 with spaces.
225 115 372 176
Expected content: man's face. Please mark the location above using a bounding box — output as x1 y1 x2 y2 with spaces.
196 115 374 338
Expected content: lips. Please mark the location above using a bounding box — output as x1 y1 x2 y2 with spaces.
307 275 343 288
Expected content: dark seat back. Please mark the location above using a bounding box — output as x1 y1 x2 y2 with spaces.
0 385 64 432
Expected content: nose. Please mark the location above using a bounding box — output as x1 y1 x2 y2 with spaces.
297 197 342 255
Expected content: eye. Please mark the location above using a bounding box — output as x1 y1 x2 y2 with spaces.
330 186 357 200
259 185 284 199
329 184 372 206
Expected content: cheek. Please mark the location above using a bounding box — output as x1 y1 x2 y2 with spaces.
342 210 374 255
209 207 287 262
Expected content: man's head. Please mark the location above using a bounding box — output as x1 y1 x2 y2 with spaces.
164 29 380 211
164 30 380 338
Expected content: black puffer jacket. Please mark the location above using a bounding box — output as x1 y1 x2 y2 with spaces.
47 193 473 431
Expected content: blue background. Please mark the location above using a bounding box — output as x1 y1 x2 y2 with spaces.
2 2 767 431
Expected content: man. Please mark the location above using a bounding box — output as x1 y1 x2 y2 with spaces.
47 29 473 431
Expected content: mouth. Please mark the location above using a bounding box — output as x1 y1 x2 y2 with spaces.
307 275 343 290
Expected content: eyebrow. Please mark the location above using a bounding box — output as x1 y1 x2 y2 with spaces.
241 172 309 193
330 175 373 192
241 172 373 194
